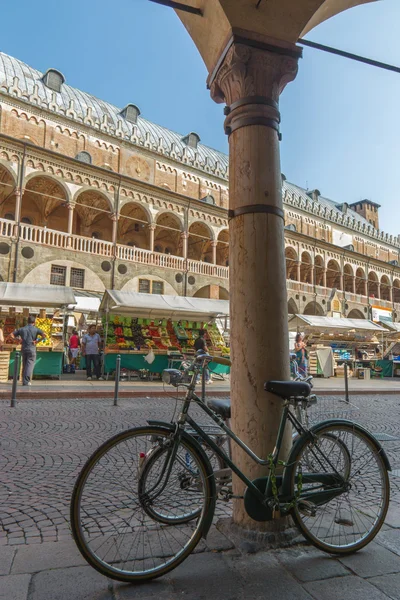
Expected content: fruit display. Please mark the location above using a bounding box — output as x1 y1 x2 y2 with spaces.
103 315 230 356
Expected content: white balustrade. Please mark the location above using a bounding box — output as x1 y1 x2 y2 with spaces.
0 217 14 238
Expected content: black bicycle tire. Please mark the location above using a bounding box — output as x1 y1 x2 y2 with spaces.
289 422 390 555
70 425 214 582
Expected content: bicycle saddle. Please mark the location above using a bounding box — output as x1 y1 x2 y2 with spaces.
207 398 231 420
265 380 311 399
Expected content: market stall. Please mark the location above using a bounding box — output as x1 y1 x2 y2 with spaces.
378 321 400 377
99 290 230 377
289 315 386 379
0 282 76 380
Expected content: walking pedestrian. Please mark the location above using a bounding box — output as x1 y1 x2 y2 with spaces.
194 329 211 384
69 329 80 366
294 332 308 377
12 315 47 386
82 325 104 381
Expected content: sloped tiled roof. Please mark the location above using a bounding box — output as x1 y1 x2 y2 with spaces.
0 52 228 178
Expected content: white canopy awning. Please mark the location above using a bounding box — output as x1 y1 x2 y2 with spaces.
100 290 229 320
288 314 385 332
0 282 76 308
72 296 101 314
380 321 400 333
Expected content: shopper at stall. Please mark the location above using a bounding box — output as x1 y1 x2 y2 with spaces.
69 330 80 366
194 329 211 384
82 325 104 381
12 315 47 386
294 332 308 377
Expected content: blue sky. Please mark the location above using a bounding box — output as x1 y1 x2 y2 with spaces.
1 0 399 234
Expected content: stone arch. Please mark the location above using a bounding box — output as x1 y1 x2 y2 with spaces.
193 285 228 300
155 212 183 256
22 174 69 232
285 246 298 281
21 259 106 291
303 301 324 316
24 171 72 203
0 162 18 220
288 298 298 315
343 263 354 293
393 279 400 304
188 221 213 262
73 186 114 212
368 271 379 298
326 259 341 289
381 275 391 301
355 267 367 295
300 251 312 284
118 202 151 249
74 188 114 241
216 229 229 266
347 308 365 319
314 255 325 286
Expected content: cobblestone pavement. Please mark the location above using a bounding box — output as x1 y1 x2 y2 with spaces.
1 394 400 547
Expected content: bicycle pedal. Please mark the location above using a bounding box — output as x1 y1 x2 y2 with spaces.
297 500 317 517
272 507 281 519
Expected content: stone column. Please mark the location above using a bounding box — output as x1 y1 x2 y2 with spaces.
339 273 344 291
67 203 75 248
323 268 327 288
149 224 156 252
296 261 301 283
309 261 314 286
181 231 189 259
111 213 118 245
210 41 300 530
211 240 218 265
13 188 23 236
352 276 356 295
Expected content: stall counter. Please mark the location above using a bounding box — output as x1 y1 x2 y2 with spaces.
9 350 63 379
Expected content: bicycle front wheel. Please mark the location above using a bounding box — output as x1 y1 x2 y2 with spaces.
290 422 390 554
70 426 214 582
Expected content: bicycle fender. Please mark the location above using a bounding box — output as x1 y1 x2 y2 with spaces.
281 418 391 499
146 420 217 539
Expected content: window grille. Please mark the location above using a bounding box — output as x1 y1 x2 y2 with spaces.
152 281 164 295
50 265 66 286
70 268 85 289
139 279 150 293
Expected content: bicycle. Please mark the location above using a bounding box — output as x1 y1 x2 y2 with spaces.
70 353 391 583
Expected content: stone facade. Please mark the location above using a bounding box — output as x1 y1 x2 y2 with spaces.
0 51 399 319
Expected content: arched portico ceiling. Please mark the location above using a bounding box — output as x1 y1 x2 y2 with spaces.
0 163 16 204
173 0 375 70
23 175 68 220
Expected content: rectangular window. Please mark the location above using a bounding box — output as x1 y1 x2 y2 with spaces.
139 279 150 293
70 268 85 289
152 281 164 295
50 265 66 286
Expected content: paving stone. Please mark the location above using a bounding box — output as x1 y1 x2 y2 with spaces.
0 574 31 600
170 552 243 599
29 566 112 600
114 578 173 599
0 547 15 576
368 573 400 599
304 575 391 600
274 546 349 582
229 552 313 600
385 506 400 529
12 539 86 574
205 525 234 552
339 543 400 578
376 529 400 557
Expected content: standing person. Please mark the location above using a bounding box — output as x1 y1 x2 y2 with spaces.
12 315 46 386
194 329 211 384
82 325 103 381
294 332 308 377
69 329 80 366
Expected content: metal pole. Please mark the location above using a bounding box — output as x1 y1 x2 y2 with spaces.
344 361 349 404
201 362 206 403
11 351 21 408
114 354 121 406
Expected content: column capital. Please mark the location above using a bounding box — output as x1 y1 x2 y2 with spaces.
181 231 189 238
110 212 119 222
210 41 300 137
67 202 76 211
149 223 157 231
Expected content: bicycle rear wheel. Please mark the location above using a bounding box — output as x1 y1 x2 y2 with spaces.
70 426 214 582
289 422 390 554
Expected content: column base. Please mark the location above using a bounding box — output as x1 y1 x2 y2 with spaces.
215 517 302 554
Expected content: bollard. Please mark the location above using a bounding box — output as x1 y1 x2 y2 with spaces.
344 361 350 404
114 354 121 406
201 364 206 403
11 351 21 408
